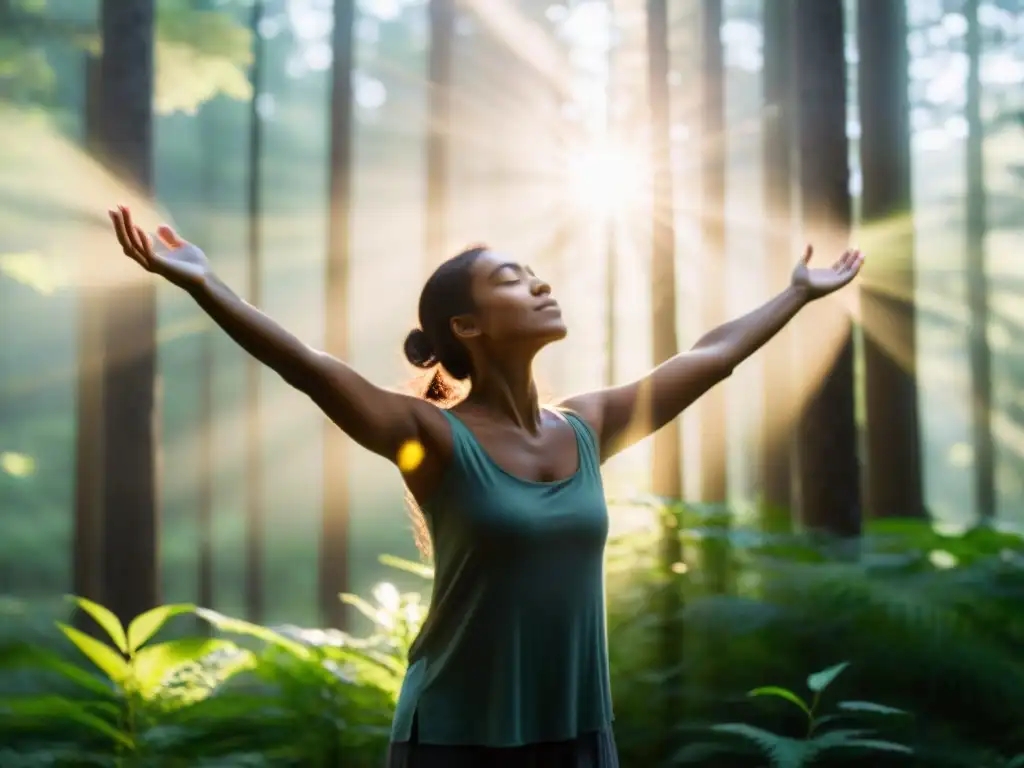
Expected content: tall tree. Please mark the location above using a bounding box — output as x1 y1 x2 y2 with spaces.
243 0 266 623
95 0 160 625
858 0 924 519
699 0 727 504
964 0 994 520
75 54 106 615
195 0 218 622
647 0 685 755
646 3 682 504
426 0 455 269
760 0 796 523
604 0 619 388
792 0 861 536
321 0 356 630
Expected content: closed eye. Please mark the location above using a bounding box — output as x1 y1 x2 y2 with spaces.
490 263 524 285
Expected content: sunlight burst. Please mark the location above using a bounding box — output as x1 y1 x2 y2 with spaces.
566 141 646 213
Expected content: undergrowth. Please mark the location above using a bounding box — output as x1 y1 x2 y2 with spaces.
1 513 1023 766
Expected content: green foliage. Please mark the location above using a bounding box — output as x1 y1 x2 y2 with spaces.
4 523 1024 765
697 662 911 767
0 0 253 114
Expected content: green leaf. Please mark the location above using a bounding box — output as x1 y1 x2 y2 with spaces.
131 637 236 698
671 741 748 764
1005 755 1024 768
710 723 811 768
807 661 850 693
193 608 310 659
837 700 908 716
379 554 435 580
0 695 133 748
68 596 128 654
340 593 383 625
126 604 194 653
56 623 131 684
820 737 912 755
749 686 812 718
0 643 115 698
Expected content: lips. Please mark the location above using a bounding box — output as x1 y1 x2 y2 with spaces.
535 299 560 312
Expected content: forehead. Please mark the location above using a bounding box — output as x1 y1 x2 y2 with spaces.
470 249 507 271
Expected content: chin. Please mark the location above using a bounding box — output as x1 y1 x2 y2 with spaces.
539 320 568 344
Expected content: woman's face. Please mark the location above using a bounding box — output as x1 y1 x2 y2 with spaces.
457 249 567 348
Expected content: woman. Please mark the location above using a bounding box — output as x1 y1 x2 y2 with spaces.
107 205 863 767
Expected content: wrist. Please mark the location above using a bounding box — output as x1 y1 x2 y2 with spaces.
181 268 214 296
786 282 812 306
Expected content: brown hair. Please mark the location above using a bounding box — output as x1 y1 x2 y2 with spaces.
402 245 488 556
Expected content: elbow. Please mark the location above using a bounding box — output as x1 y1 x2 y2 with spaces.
694 343 737 382
710 359 735 388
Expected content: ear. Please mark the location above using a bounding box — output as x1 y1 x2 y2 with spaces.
450 313 481 340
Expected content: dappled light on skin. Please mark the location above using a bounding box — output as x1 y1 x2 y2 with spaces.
396 439 426 474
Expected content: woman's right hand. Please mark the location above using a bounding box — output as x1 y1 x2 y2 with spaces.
109 205 210 291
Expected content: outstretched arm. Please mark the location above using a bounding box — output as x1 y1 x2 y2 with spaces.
108 206 446 470
561 246 863 461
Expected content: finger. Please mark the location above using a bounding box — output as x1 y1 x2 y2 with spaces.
108 209 129 248
833 249 853 271
120 206 147 254
133 226 157 268
156 225 186 250
109 212 148 269
801 244 813 264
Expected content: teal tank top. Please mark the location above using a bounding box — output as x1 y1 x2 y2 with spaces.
390 408 614 747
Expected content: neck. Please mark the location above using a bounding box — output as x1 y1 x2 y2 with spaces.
467 353 541 433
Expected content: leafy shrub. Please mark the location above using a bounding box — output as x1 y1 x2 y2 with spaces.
3 516 1024 766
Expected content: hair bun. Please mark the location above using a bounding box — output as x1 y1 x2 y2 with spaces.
403 328 437 369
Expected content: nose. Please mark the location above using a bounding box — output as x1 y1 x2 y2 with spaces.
530 275 552 296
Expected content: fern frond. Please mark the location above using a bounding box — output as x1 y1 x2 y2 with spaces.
710 723 812 768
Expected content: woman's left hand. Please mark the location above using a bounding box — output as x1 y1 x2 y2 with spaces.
790 244 864 301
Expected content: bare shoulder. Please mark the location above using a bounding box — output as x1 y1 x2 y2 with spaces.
555 391 605 437
406 395 456 456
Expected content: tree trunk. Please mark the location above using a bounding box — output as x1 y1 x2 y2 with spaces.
647 3 682 503
760 0 796 527
857 0 925 519
964 0 994 520
95 0 159 625
604 1 619 388
321 0 356 630
194 0 217 623
647 0 685 758
74 54 106 617
792 0 861 537
699 0 727 505
243 0 266 623
426 0 455 269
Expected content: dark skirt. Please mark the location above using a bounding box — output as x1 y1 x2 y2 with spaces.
386 723 619 768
